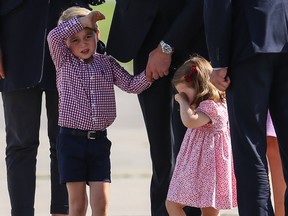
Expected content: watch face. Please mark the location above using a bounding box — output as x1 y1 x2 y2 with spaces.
160 41 173 54
164 45 172 53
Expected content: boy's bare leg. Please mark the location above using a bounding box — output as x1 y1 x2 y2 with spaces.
89 182 110 216
66 182 88 216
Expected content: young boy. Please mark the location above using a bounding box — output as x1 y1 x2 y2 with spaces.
47 7 151 216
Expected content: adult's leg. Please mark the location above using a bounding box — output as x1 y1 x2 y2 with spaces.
134 57 200 216
45 91 68 215
226 54 274 216
2 88 42 216
137 75 174 216
268 53 288 215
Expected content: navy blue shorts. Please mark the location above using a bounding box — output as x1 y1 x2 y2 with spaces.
57 127 112 184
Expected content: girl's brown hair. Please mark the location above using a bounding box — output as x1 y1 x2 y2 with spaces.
172 55 225 107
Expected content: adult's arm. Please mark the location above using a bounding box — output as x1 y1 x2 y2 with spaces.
146 0 207 82
204 0 232 68
0 0 24 79
163 0 206 52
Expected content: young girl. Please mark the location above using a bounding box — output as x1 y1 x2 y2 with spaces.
266 112 286 216
47 7 151 216
165 56 237 216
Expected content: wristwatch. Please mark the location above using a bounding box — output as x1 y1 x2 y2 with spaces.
160 40 173 54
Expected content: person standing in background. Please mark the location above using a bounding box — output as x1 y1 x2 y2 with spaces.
106 0 208 215
0 0 103 215
267 112 286 216
204 0 288 215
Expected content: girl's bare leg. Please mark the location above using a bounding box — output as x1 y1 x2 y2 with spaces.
201 207 220 216
267 136 286 216
165 200 186 216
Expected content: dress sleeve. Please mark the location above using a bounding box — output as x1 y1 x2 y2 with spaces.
196 100 218 124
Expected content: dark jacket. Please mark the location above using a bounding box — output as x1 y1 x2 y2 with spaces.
0 0 92 92
204 0 288 67
106 0 208 66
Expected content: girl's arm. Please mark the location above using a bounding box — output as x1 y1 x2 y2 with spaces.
175 93 211 128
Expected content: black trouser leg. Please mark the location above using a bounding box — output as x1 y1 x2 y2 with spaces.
134 53 201 216
226 54 288 216
45 91 68 214
2 89 42 216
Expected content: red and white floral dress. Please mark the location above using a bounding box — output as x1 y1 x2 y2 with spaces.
167 100 237 209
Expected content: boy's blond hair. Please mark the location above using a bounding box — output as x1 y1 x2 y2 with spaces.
58 6 98 31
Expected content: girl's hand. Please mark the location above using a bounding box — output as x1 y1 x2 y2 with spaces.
175 92 189 104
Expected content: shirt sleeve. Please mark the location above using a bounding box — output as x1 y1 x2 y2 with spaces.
47 17 83 70
108 56 151 94
163 0 205 52
204 0 232 67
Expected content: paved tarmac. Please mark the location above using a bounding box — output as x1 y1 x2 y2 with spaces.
0 88 239 215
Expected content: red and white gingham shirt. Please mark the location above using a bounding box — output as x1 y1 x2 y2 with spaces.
47 17 150 131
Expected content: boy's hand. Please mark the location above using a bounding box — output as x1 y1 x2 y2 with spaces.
88 11 105 23
79 11 105 30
